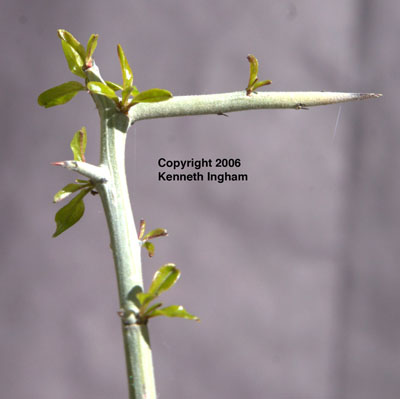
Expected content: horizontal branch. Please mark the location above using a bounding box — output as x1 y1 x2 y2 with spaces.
52 160 109 182
130 91 381 122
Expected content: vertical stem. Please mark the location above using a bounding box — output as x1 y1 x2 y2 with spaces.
87 66 156 399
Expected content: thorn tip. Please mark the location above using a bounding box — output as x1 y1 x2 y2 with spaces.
357 93 383 100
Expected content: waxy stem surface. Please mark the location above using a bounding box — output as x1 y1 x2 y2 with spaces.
85 65 156 399
129 91 381 121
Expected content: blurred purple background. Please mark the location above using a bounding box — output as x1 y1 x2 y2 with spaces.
1 1 399 398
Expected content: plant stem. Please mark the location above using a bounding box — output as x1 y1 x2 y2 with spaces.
85 65 157 399
130 91 381 122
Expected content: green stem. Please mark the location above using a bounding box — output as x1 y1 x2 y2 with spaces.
85 65 156 399
130 91 381 122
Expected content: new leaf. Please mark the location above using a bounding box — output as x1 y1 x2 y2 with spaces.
136 264 180 307
143 228 168 241
142 241 155 257
38 81 85 108
85 34 98 66
150 305 199 321
106 81 123 91
246 54 271 95
58 29 86 61
70 127 87 162
53 188 91 237
247 54 259 88
148 264 180 297
53 182 90 203
61 40 86 78
87 81 119 103
138 219 146 240
131 89 172 104
117 44 133 89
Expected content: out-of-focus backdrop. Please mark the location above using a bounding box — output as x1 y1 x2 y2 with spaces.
1 1 398 398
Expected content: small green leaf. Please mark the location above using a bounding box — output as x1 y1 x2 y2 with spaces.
148 264 180 297
105 81 123 91
61 41 85 78
70 126 87 162
136 292 157 307
253 79 272 91
247 54 259 89
87 82 119 102
122 86 134 105
143 228 168 241
246 54 271 95
150 305 199 321
117 44 133 89
138 219 146 240
53 183 89 203
142 241 155 257
58 29 86 61
85 34 98 66
53 188 90 237
38 81 86 108
131 89 172 104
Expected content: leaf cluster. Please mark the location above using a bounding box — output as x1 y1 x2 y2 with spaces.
138 219 168 257
87 44 172 114
52 127 94 237
135 220 198 323
246 54 271 95
37 30 172 113
37 30 98 108
136 264 199 324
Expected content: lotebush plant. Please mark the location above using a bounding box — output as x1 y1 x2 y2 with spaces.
38 30 380 399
